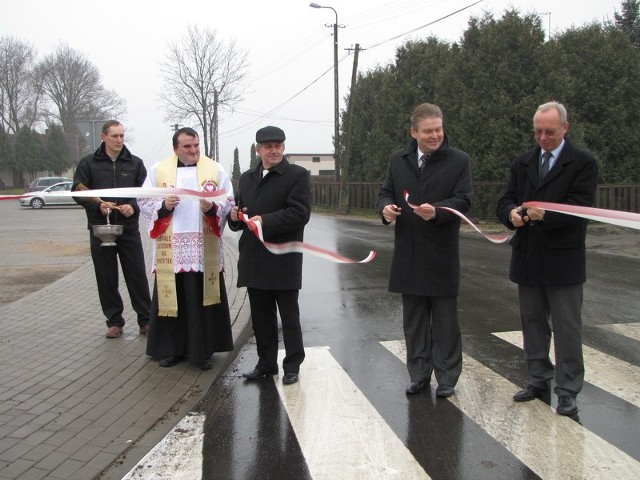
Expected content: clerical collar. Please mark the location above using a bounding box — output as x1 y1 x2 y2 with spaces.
177 159 196 167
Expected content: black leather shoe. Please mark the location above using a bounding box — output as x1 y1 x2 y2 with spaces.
436 385 455 398
513 385 550 402
282 373 299 385
556 395 578 416
242 368 276 380
199 359 213 370
406 379 429 394
159 356 179 368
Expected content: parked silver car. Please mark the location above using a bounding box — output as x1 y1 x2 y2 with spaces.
19 181 78 209
25 176 71 192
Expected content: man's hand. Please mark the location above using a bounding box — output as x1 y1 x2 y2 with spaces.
199 198 214 213
164 194 180 211
509 207 526 227
382 204 402 223
525 206 545 222
119 204 134 217
230 205 247 222
510 205 544 227
100 201 119 216
413 202 436 221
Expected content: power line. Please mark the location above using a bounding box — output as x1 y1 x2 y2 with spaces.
219 53 351 139
220 0 484 141
364 0 484 50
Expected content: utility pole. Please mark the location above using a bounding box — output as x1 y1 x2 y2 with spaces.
310 3 341 182
170 123 182 132
338 43 361 215
332 14 340 182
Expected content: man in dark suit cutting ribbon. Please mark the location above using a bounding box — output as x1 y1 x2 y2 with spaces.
496 101 598 416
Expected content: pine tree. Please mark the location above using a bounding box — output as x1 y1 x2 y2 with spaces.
614 0 640 47
46 124 72 174
249 143 259 170
232 147 241 179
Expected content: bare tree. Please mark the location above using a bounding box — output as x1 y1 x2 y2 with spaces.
0 36 42 134
36 43 126 135
159 25 248 159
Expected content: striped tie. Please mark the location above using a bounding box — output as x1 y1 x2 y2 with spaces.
419 154 429 175
540 151 552 180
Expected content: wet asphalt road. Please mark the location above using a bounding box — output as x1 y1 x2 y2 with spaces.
191 215 640 480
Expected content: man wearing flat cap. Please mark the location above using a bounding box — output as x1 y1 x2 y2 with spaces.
229 126 311 385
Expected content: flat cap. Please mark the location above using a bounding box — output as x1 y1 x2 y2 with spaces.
256 126 286 143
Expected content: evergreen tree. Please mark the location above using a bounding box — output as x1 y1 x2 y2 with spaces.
249 143 259 170
45 124 72 174
232 147 241 179
446 9 548 182
550 24 640 182
15 126 46 177
344 7 640 182
614 0 640 47
0 126 11 169
342 66 405 181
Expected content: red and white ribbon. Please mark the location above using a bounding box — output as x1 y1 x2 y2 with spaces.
403 190 511 244
238 211 376 263
57 186 228 201
2 187 228 202
524 201 640 230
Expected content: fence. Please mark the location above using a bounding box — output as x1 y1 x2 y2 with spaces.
309 181 640 220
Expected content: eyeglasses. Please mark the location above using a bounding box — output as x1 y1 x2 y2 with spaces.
534 127 564 137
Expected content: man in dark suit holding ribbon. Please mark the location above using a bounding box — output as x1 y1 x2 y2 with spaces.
228 126 311 386
377 103 472 398
496 101 598 416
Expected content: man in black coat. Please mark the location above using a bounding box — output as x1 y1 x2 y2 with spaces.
496 101 598 416
73 120 151 339
228 126 311 385
377 103 472 398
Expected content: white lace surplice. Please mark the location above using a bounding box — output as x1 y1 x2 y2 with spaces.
139 162 235 274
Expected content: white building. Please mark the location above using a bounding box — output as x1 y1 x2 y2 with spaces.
286 153 335 179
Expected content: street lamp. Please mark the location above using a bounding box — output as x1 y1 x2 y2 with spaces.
310 2 340 186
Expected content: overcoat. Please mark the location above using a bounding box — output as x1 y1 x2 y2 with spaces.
496 138 598 286
377 137 472 296
229 158 311 290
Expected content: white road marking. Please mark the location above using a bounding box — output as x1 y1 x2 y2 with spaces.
276 346 430 479
596 322 640 342
382 339 640 480
122 413 205 480
494 330 640 407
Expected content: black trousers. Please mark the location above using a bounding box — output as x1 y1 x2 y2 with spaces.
402 294 462 387
518 283 584 396
247 288 305 374
89 227 151 327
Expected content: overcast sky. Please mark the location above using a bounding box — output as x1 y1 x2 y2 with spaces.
0 0 621 172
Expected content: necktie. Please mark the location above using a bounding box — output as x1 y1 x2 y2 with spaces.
419 154 429 175
540 151 552 180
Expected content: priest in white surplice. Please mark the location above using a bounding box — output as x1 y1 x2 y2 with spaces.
139 127 234 370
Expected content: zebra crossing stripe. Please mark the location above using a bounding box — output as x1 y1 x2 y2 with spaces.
597 322 640 341
381 339 640 479
275 346 431 479
494 330 640 408
121 412 205 479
